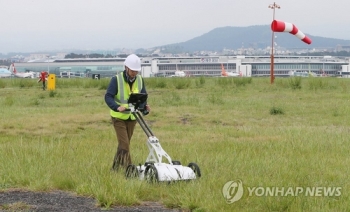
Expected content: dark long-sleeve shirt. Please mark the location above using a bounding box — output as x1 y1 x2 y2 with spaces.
104 71 147 112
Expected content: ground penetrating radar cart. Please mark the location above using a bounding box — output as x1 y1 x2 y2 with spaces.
125 93 201 182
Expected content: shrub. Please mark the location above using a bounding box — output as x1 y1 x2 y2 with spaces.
233 77 252 86
195 76 206 87
145 78 168 89
288 77 302 90
0 79 5 88
49 90 57 97
308 78 329 90
4 96 14 106
270 106 285 115
173 78 191 89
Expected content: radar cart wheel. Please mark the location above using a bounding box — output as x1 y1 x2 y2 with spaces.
145 164 159 183
188 162 201 178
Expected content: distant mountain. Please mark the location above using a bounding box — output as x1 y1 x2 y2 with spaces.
160 25 350 52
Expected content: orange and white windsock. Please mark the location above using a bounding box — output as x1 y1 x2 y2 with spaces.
271 20 312 44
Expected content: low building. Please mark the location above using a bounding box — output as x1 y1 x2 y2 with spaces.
11 55 349 78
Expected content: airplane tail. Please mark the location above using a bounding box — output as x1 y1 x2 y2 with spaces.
221 64 228 77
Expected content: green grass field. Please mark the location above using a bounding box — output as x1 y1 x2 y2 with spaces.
0 76 349 211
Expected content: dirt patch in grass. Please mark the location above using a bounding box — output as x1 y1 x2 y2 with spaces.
0 189 182 212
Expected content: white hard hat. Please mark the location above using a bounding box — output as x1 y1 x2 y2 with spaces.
124 54 141 71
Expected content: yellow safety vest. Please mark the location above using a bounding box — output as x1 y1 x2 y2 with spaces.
110 72 143 120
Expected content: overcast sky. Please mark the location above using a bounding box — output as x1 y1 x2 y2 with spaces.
1 0 349 54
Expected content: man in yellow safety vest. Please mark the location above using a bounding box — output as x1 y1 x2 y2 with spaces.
105 54 151 171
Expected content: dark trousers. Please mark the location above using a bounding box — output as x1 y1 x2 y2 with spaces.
111 117 136 171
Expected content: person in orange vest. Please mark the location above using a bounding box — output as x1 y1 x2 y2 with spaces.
38 71 48 90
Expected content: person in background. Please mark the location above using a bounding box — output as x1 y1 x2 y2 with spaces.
37 71 48 90
104 54 151 171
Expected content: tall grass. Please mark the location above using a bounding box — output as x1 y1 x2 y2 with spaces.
1 77 350 211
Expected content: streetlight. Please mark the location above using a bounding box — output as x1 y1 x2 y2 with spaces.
268 2 280 84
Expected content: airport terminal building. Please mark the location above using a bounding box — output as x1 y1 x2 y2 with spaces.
11 55 350 78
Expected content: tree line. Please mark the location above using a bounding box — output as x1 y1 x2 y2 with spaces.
64 53 115 58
